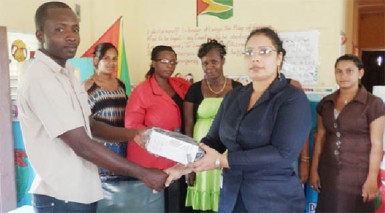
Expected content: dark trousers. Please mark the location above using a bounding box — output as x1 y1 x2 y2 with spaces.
32 194 97 213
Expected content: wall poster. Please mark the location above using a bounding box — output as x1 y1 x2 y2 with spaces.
146 25 319 85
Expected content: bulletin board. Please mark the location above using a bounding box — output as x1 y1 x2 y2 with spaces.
146 24 319 85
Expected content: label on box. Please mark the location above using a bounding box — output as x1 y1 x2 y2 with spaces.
147 130 199 165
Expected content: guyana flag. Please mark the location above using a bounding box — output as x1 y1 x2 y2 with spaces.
82 17 131 96
197 0 233 20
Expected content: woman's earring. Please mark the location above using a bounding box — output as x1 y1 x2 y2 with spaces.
277 66 281 80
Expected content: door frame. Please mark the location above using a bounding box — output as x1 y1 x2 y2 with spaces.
0 26 17 212
353 0 385 54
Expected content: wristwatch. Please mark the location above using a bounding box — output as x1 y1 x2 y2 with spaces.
215 155 221 169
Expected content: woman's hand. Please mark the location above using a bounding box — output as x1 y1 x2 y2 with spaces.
133 134 145 148
362 178 379 202
193 144 222 172
298 160 310 183
309 170 321 193
133 127 150 148
164 163 193 187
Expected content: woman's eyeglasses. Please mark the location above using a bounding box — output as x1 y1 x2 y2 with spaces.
243 47 276 58
155 59 178 65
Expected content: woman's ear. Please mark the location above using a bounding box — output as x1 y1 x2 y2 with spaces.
93 57 99 69
277 52 283 67
359 68 365 79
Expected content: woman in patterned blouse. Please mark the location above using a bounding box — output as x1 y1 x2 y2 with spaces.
83 42 129 213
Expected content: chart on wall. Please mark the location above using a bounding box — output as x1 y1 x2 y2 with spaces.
146 25 319 85
280 31 319 85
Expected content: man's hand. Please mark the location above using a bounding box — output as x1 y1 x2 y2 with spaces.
140 168 168 192
164 164 193 187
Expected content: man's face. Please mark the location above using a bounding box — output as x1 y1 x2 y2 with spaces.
36 7 80 65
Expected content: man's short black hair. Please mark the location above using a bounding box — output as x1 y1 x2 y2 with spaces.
35 1 72 31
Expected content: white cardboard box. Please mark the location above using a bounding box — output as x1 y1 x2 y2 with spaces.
146 130 199 165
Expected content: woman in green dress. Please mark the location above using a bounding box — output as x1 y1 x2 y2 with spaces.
183 39 242 211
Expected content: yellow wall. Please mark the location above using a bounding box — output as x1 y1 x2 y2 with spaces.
0 0 94 57
0 0 352 87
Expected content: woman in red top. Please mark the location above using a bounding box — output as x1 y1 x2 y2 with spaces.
125 45 191 212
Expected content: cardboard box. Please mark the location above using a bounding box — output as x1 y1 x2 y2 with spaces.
146 128 202 165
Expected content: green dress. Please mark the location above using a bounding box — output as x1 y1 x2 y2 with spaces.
185 98 223 211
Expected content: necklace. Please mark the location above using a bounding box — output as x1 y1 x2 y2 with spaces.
92 75 118 91
207 78 227 95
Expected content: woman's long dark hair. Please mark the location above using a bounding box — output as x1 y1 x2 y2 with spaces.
94 42 118 60
93 42 118 68
245 27 286 77
145 45 177 79
245 27 285 56
334 54 364 69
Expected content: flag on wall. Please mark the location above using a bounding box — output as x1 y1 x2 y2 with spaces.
82 17 131 96
197 0 233 20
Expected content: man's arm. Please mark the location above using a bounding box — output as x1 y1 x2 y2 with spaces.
89 117 140 142
59 127 166 191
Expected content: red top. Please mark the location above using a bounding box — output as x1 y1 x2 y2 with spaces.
125 75 190 169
